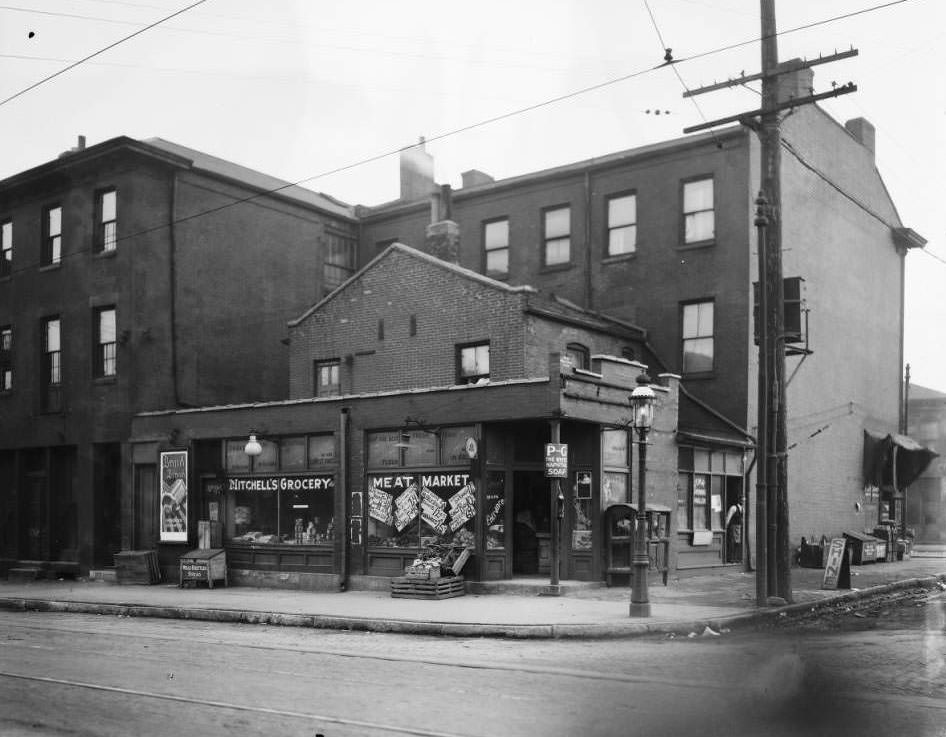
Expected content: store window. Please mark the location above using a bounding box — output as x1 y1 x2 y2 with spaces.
485 470 505 550
606 192 637 257
217 434 337 546
572 471 593 550
543 205 570 266
683 177 714 244
677 446 743 531
365 425 478 550
483 218 509 278
602 428 630 508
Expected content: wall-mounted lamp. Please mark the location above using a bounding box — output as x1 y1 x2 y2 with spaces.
244 432 263 457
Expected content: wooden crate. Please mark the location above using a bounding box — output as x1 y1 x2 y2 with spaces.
391 575 465 600
114 550 161 585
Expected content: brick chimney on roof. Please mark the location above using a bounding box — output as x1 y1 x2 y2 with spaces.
400 137 436 201
776 59 814 105
845 117 876 157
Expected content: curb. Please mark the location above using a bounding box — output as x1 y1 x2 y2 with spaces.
1 574 943 640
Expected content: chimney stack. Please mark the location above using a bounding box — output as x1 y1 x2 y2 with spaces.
461 169 494 188
845 117 876 157
400 136 436 202
776 59 814 105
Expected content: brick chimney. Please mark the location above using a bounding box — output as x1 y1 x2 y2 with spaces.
461 169 494 188
425 184 459 263
400 137 436 201
776 59 814 105
844 117 876 157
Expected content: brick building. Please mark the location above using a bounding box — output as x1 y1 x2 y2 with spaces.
130 243 682 587
905 385 946 545
0 136 357 576
356 66 928 568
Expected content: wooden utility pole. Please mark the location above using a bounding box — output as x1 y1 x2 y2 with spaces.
682 2 857 604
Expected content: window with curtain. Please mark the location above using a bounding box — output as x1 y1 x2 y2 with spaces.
683 177 714 244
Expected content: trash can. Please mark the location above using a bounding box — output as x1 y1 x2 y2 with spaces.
843 530 881 565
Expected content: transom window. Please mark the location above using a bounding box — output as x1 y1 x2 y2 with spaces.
483 218 509 278
96 189 117 252
683 178 714 244
682 301 714 374
94 306 117 377
457 342 489 385
1 220 11 277
607 193 637 256
314 359 340 397
543 206 570 266
43 205 62 265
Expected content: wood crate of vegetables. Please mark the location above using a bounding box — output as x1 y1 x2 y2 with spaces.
390 575 465 600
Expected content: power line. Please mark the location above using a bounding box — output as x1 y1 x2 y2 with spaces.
0 0 209 109
0 0 921 281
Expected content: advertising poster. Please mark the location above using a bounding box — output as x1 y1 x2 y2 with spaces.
160 450 188 542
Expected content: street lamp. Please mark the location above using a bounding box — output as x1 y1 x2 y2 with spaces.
629 372 656 617
244 432 262 457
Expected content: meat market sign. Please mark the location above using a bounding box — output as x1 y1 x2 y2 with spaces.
221 474 335 492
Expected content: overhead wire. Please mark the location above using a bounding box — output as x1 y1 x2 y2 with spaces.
0 0 924 282
0 0 209 108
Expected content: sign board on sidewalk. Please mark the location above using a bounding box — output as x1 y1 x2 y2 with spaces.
545 443 568 478
822 537 852 590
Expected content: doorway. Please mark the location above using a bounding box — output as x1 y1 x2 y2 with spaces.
512 470 550 575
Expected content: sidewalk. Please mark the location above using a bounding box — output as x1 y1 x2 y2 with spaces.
1 557 943 639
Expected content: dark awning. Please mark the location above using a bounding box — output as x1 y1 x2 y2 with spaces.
863 430 938 490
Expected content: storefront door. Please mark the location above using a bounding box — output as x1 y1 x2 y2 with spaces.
512 470 550 575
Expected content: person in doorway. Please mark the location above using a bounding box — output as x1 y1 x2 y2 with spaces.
726 501 743 563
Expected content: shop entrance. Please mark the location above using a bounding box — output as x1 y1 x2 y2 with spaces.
512 470 551 575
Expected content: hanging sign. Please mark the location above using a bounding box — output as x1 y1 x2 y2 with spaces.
822 537 851 590
545 443 568 478
160 450 188 543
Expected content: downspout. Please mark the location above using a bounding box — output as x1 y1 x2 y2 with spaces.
338 407 350 591
169 171 181 407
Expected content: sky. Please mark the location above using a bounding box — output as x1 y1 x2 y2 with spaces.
1 0 943 394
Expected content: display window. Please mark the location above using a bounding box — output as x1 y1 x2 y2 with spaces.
678 445 744 532
365 426 478 550
216 434 337 546
485 471 505 550
571 471 593 550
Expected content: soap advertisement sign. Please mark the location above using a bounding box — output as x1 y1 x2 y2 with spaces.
160 450 188 542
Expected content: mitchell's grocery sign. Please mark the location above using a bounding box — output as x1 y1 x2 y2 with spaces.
224 474 334 492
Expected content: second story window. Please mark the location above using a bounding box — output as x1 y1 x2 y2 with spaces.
94 306 117 377
43 205 62 266
484 218 509 278
683 178 714 245
457 341 490 385
564 342 590 371
606 193 637 257
1 325 12 391
324 231 356 292
543 206 570 266
314 359 340 397
1 220 11 278
96 189 117 252
42 316 62 412
682 300 714 374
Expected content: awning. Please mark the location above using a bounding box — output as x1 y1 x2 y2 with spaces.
863 430 938 490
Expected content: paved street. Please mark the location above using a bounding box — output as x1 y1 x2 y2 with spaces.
2 591 944 737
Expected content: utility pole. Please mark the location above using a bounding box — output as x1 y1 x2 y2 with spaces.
681 2 857 605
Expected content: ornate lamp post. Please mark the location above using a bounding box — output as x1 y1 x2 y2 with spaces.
629 373 656 617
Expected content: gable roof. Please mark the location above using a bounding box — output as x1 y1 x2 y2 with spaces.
288 242 646 340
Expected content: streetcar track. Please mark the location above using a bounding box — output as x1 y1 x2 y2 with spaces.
0 669 472 737
0 615 722 690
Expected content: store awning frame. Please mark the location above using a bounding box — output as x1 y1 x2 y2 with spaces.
863 430 938 491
